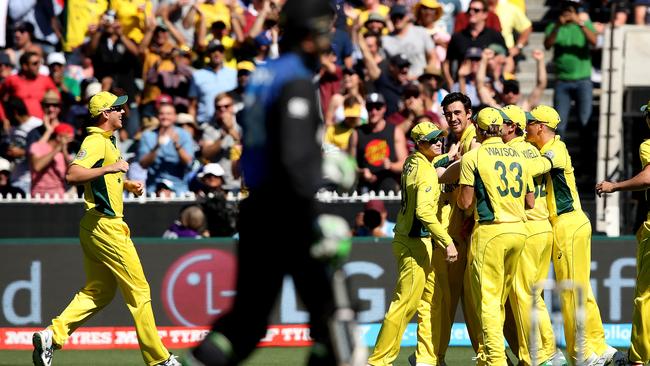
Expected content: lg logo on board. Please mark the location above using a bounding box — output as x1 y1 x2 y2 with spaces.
162 249 237 326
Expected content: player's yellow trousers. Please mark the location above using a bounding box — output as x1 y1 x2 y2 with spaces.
629 220 650 364
504 219 556 365
414 247 450 365
550 210 607 362
49 215 170 366
469 221 526 366
368 234 433 366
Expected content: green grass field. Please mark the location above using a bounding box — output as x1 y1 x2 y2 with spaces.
0 346 479 365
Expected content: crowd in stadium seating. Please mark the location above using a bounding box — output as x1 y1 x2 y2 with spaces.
0 0 647 200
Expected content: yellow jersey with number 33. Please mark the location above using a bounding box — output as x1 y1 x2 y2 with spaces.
539 136 582 221
394 151 453 248
459 137 529 224
507 136 552 221
71 127 125 218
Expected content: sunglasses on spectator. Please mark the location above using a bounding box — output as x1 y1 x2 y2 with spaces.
29 60 41 66
367 103 384 111
467 7 485 13
42 103 60 108
216 103 232 110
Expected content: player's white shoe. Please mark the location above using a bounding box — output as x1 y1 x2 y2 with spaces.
156 354 181 366
596 346 627 366
32 329 54 366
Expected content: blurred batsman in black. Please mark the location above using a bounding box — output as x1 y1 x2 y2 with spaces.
182 0 363 365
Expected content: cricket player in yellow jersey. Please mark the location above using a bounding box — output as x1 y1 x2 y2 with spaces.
437 93 482 362
458 107 533 366
32 92 180 366
596 100 650 366
368 122 458 366
526 105 620 365
499 105 560 366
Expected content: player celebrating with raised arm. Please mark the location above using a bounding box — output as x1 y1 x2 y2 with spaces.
368 122 458 366
526 105 622 365
596 100 650 366
500 105 562 366
32 92 180 366
457 107 533 366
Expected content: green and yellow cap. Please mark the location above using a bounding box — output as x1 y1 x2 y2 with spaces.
529 105 561 129
501 105 527 130
89 91 128 118
411 121 445 142
475 107 504 131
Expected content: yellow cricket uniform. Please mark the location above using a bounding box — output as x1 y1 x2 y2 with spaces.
442 123 482 359
368 151 453 366
459 137 528 366
629 140 650 364
540 136 608 361
48 127 171 366
504 136 556 365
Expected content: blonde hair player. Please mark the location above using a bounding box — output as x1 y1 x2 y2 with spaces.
31 92 180 366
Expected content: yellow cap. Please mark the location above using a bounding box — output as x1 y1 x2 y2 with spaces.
89 91 128 118
501 105 527 131
344 103 362 118
237 60 256 72
411 121 444 142
413 0 443 22
475 107 503 131
530 105 561 129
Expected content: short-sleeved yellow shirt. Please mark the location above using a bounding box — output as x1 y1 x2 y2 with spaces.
72 127 124 218
496 0 532 48
324 123 354 152
111 0 153 43
63 0 109 52
395 151 453 248
459 123 477 155
459 137 529 224
508 136 552 221
539 136 582 220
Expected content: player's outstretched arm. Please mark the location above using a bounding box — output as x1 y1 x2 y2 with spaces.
66 160 129 185
596 165 650 196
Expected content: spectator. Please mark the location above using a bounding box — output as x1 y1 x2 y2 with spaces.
544 0 597 135
365 199 396 237
155 178 176 198
366 54 412 115
46 52 79 116
138 99 195 195
200 93 241 191
363 12 388 34
324 96 364 152
3 97 43 193
356 30 388 77
0 52 59 119
195 162 227 196
451 47 483 107
242 0 267 35
383 4 439 78
110 0 152 43
413 0 451 62
453 0 502 32
0 157 25 198
387 83 427 134
362 208 384 237
347 0 391 30
163 205 208 239
26 90 67 150
331 23 355 69
325 67 368 126
436 0 463 34
444 0 507 88
419 64 449 122
350 92 408 193
319 47 343 116
60 0 108 53
232 61 256 114
477 48 547 110
0 52 13 83
197 19 240 69
29 123 74 197
188 40 237 125
6 21 36 67
634 0 650 24
86 11 140 103
486 0 532 61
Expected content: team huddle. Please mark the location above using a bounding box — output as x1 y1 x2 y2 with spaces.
368 92 637 366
